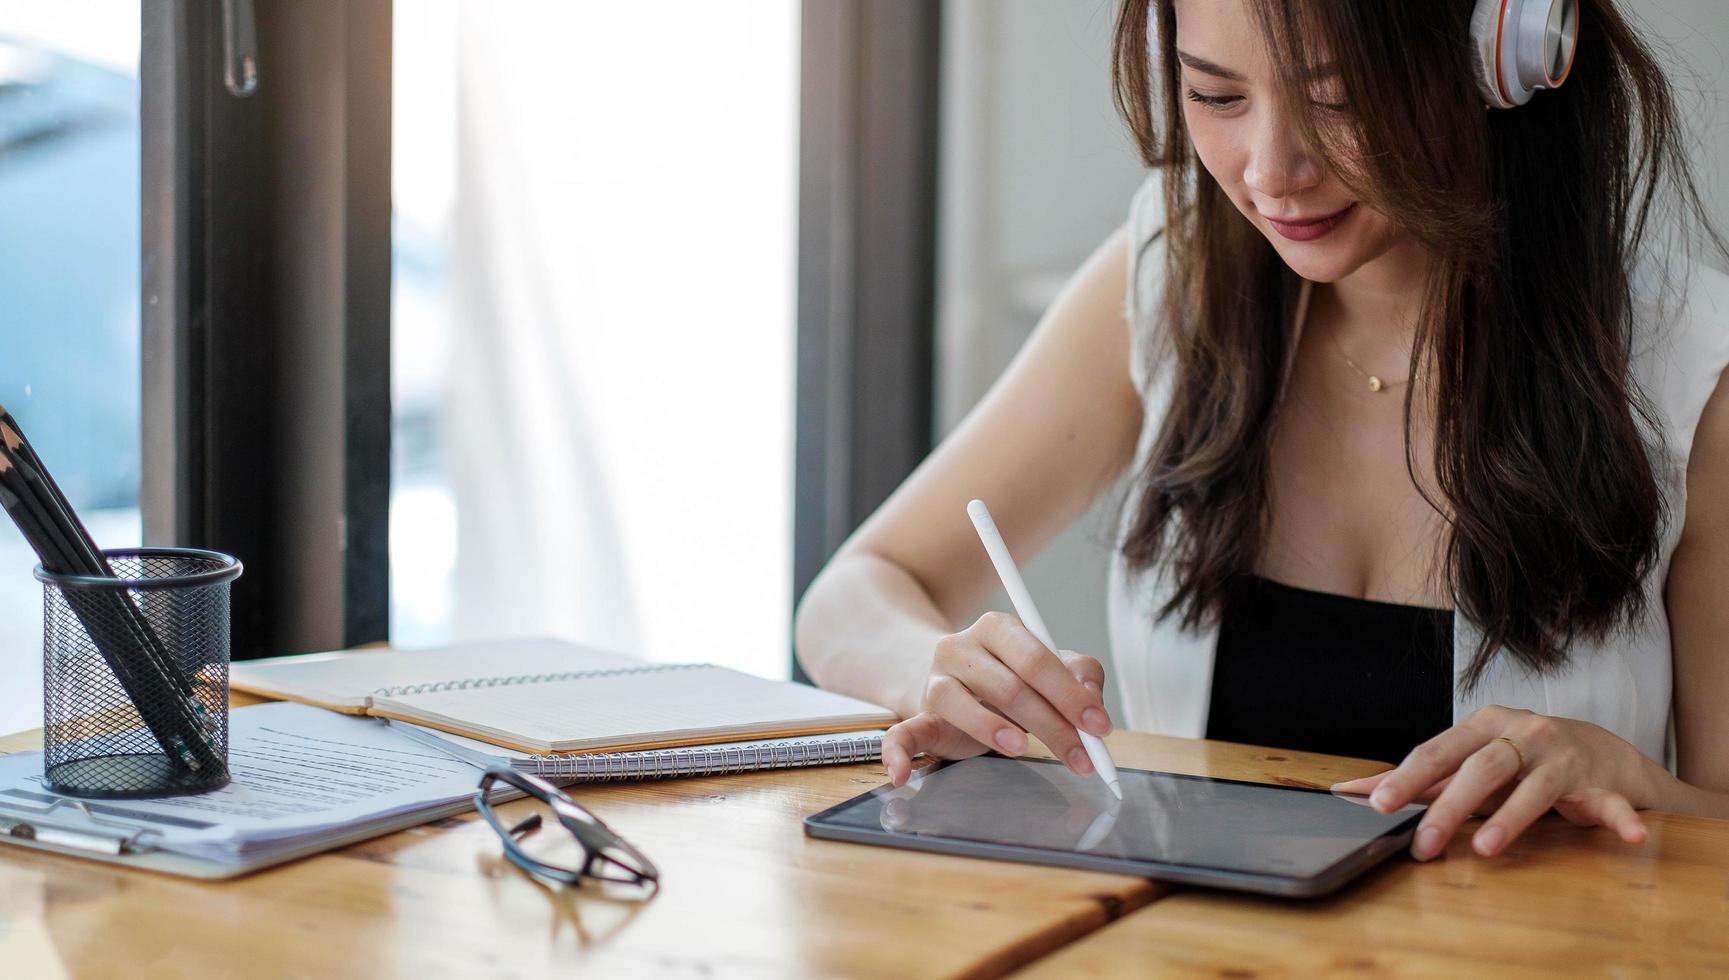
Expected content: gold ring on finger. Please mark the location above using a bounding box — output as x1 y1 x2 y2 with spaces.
1493 735 1527 772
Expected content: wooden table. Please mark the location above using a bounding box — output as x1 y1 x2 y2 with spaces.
1020 804 1729 978
1 698 1723 978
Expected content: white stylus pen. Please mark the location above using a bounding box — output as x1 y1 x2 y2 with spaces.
967 499 1123 800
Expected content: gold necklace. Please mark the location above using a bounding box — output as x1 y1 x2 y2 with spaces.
1327 331 1409 393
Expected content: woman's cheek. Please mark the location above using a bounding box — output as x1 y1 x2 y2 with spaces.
1185 122 1235 191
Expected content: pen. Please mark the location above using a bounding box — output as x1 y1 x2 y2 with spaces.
966 499 1123 800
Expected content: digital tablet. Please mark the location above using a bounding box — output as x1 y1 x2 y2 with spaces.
804 755 1426 898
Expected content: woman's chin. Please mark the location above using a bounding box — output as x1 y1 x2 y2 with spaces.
1266 244 1361 284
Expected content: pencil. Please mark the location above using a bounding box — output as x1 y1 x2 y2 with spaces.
966 498 1123 800
0 416 222 778
0 407 220 729
0 413 192 692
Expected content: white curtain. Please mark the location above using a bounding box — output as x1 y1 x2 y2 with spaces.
436 3 797 675
445 7 638 652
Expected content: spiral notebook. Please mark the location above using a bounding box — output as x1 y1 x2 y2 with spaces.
391 720 886 781
230 638 899 755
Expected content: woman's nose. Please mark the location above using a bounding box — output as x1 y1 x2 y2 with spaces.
1242 115 1323 201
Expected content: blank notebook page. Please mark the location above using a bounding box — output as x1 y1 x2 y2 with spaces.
229 637 640 710
376 664 896 753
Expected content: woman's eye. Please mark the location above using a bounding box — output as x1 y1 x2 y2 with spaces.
1184 88 1239 110
1184 88 1349 114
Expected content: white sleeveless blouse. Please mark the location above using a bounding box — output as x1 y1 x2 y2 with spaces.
1106 175 1729 770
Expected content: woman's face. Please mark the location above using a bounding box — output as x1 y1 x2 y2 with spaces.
1171 0 1410 284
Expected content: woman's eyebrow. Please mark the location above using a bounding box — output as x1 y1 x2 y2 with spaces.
1174 49 1339 81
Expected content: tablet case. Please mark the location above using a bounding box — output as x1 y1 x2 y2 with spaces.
803 758 1424 898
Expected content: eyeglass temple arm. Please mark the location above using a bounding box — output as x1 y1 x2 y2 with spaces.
508 813 542 839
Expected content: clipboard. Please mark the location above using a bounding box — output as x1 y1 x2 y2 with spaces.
0 788 521 880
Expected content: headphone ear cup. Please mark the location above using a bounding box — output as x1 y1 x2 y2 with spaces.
1470 0 1580 110
1469 0 1513 109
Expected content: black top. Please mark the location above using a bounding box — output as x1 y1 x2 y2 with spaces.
1204 574 1453 765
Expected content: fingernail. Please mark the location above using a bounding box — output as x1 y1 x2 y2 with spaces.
1476 825 1506 855
995 728 1025 754
1083 679 1103 697
1066 746 1094 775
1081 707 1111 736
1371 787 1397 810
1414 825 1442 860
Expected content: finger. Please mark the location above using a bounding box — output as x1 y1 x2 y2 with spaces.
1338 773 1512 819
881 722 924 787
1470 764 1565 857
881 717 929 786
976 670 1093 775
1057 651 1114 732
1594 793 1649 845
925 675 1027 757
977 613 1109 737
1370 725 1500 814
1468 778 1517 816
1410 740 1523 860
1330 770 1394 793
937 643 1089 771
996 687 1093 776
1056 650 1107 690
1557 790 1649 845
881 712 985 786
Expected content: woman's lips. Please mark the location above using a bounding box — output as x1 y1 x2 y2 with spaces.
1265 202 1357 242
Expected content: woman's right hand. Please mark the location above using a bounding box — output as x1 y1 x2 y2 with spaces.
881 611 1113 786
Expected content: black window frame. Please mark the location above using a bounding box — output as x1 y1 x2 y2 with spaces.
141 0 392 659
141 0 937 669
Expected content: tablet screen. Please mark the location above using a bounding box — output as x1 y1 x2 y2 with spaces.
812 755 1424 880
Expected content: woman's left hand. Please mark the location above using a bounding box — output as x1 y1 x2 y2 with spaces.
1330 705 1668 861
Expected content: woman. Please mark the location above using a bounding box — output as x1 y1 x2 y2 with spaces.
795 0 1729 862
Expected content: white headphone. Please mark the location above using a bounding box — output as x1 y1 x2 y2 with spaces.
1469 0 1580 109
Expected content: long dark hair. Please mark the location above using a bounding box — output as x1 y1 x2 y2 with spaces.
1110 0 1728 692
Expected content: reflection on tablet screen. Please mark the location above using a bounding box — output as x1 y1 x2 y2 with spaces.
847 755 1424 878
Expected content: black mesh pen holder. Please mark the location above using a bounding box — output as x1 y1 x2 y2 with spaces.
36 548 243 799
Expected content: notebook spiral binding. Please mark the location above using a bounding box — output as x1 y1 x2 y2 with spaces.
374 662 710 698
526 732 885 782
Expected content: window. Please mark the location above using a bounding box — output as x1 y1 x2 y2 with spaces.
0 5 142 734
390 2 800 678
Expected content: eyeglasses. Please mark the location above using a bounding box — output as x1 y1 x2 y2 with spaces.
475 766 660 891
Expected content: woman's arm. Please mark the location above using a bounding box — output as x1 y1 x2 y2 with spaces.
1661 353 1729 808
794 223 1144 720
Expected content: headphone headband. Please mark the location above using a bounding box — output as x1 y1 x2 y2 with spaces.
1470 0 1580 109
1147 1 1580 111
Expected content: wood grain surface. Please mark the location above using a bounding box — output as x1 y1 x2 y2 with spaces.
14 674 1716 978
1020 804 1729 978
0 696 1390 980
